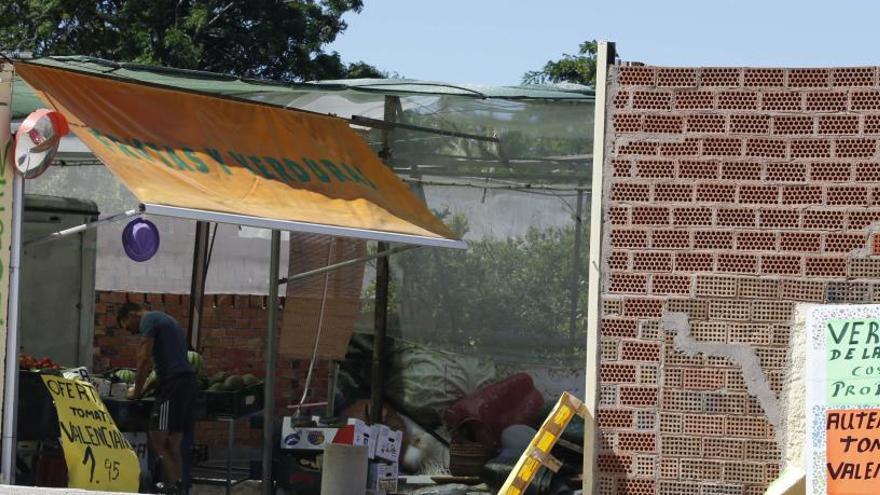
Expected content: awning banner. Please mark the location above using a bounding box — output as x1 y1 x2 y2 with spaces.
15 61 462 248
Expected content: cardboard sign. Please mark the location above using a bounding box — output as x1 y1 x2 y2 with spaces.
805 305 880 495
42 375 140 492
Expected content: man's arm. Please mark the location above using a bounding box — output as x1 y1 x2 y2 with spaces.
129 337 153 399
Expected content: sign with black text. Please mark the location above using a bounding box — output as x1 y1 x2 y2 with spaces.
42 375 139 492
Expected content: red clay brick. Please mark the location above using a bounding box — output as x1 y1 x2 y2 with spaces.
619 66 656 86
633 90 672 110
609 206 630 225
659 139 700 156
739 185 779 204
804 210 846 229
633 206 671 225
675 252 715 272
811 162 853 182
805 91 846 111
654 183 693 202
805 257 847 277
682 369 725 391
694 231 735 249
644 114 684 133
652 274 692 295
618 432 657 453
675 91 716 110
825 233 866 253
832 67 876 86
672 207 713 226
651 230 691 249
744 68 784 87
766 163 807 182
772 116 813 135
597 453 632 474
618 140 659 156
779 232 822 252
827 185 870 206
705 137 744 157
852 90 880 111
717 208 758 227
614 90 630 109
737 231 777 251
701 67 741 86
729 115 770 134
717 253 759 274
602 318 639 338
614 114 643 133
601 363 639 383
633 251 673 271
761 92 802 111
836 138 878 158
718 90 760 110
612 183 651 202
761 255 803 275
598 408 634 428
818 115 860 134
781 185 823 205
686 114 726 133
745 138 786 158
610 273 650 293
790 139 832 158
611 229 650 248
788 68 830 87
622 299 664 318
635 159 676 178
679 160 719 179
620 387 659 407
721 162 762 180
696 184 736 203
849 211 880 228
609 251 630 270
657 67 698 87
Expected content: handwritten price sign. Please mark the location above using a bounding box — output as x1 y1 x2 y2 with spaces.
41 375 140 492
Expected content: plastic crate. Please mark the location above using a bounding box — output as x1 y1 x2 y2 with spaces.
204 382 264 419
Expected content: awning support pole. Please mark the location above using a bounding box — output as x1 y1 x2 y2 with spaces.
1 173 24 483
261 230 281 495
22 208 141 248
370 242 390 424
278 245 417 285
187 221 210 349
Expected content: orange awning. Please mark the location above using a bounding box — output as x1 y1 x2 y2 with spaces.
15 60 465 249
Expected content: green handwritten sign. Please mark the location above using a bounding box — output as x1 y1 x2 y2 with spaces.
826 318 880 406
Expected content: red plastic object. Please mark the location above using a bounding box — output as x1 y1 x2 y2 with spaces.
444 373 545 453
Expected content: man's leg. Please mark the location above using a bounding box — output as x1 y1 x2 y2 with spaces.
149 430 173 485
165 432 185 487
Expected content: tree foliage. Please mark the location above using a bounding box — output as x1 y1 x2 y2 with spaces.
523 40 598 86
0 0 384 80
363 208 587 366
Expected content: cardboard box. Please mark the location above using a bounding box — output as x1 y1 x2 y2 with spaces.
367 460 398 494
280 417 339 450
371 424 403 463
347 418 373 449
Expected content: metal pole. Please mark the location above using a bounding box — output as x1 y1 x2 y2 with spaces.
583 41 615 495
1 173 23 483
22 208 140 248
370 96 398 424
187 221 210 349
278 245 417 285
261 230 281 495
370 243 390 424
568 189 585 350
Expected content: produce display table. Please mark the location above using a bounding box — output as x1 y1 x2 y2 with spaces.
192 382 265 495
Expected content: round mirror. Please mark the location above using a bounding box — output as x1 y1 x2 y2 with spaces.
14 109 69 179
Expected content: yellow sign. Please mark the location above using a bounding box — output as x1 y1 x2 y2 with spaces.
15 61 459 245
499 392 585 495
41 375 140 492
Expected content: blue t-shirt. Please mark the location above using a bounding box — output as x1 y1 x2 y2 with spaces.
139 311 192 382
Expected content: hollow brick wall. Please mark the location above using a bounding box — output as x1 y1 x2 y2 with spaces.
599 65 880 495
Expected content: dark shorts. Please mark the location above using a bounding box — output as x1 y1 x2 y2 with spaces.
150 373 198 434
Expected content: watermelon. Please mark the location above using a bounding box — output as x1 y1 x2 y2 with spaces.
114 369 136 385
187 351 203 374
211 371 229 384
208 383 226 392
242 374 259 386
224 375 244 391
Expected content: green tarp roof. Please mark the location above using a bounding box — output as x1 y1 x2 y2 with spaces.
12 56 594 119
